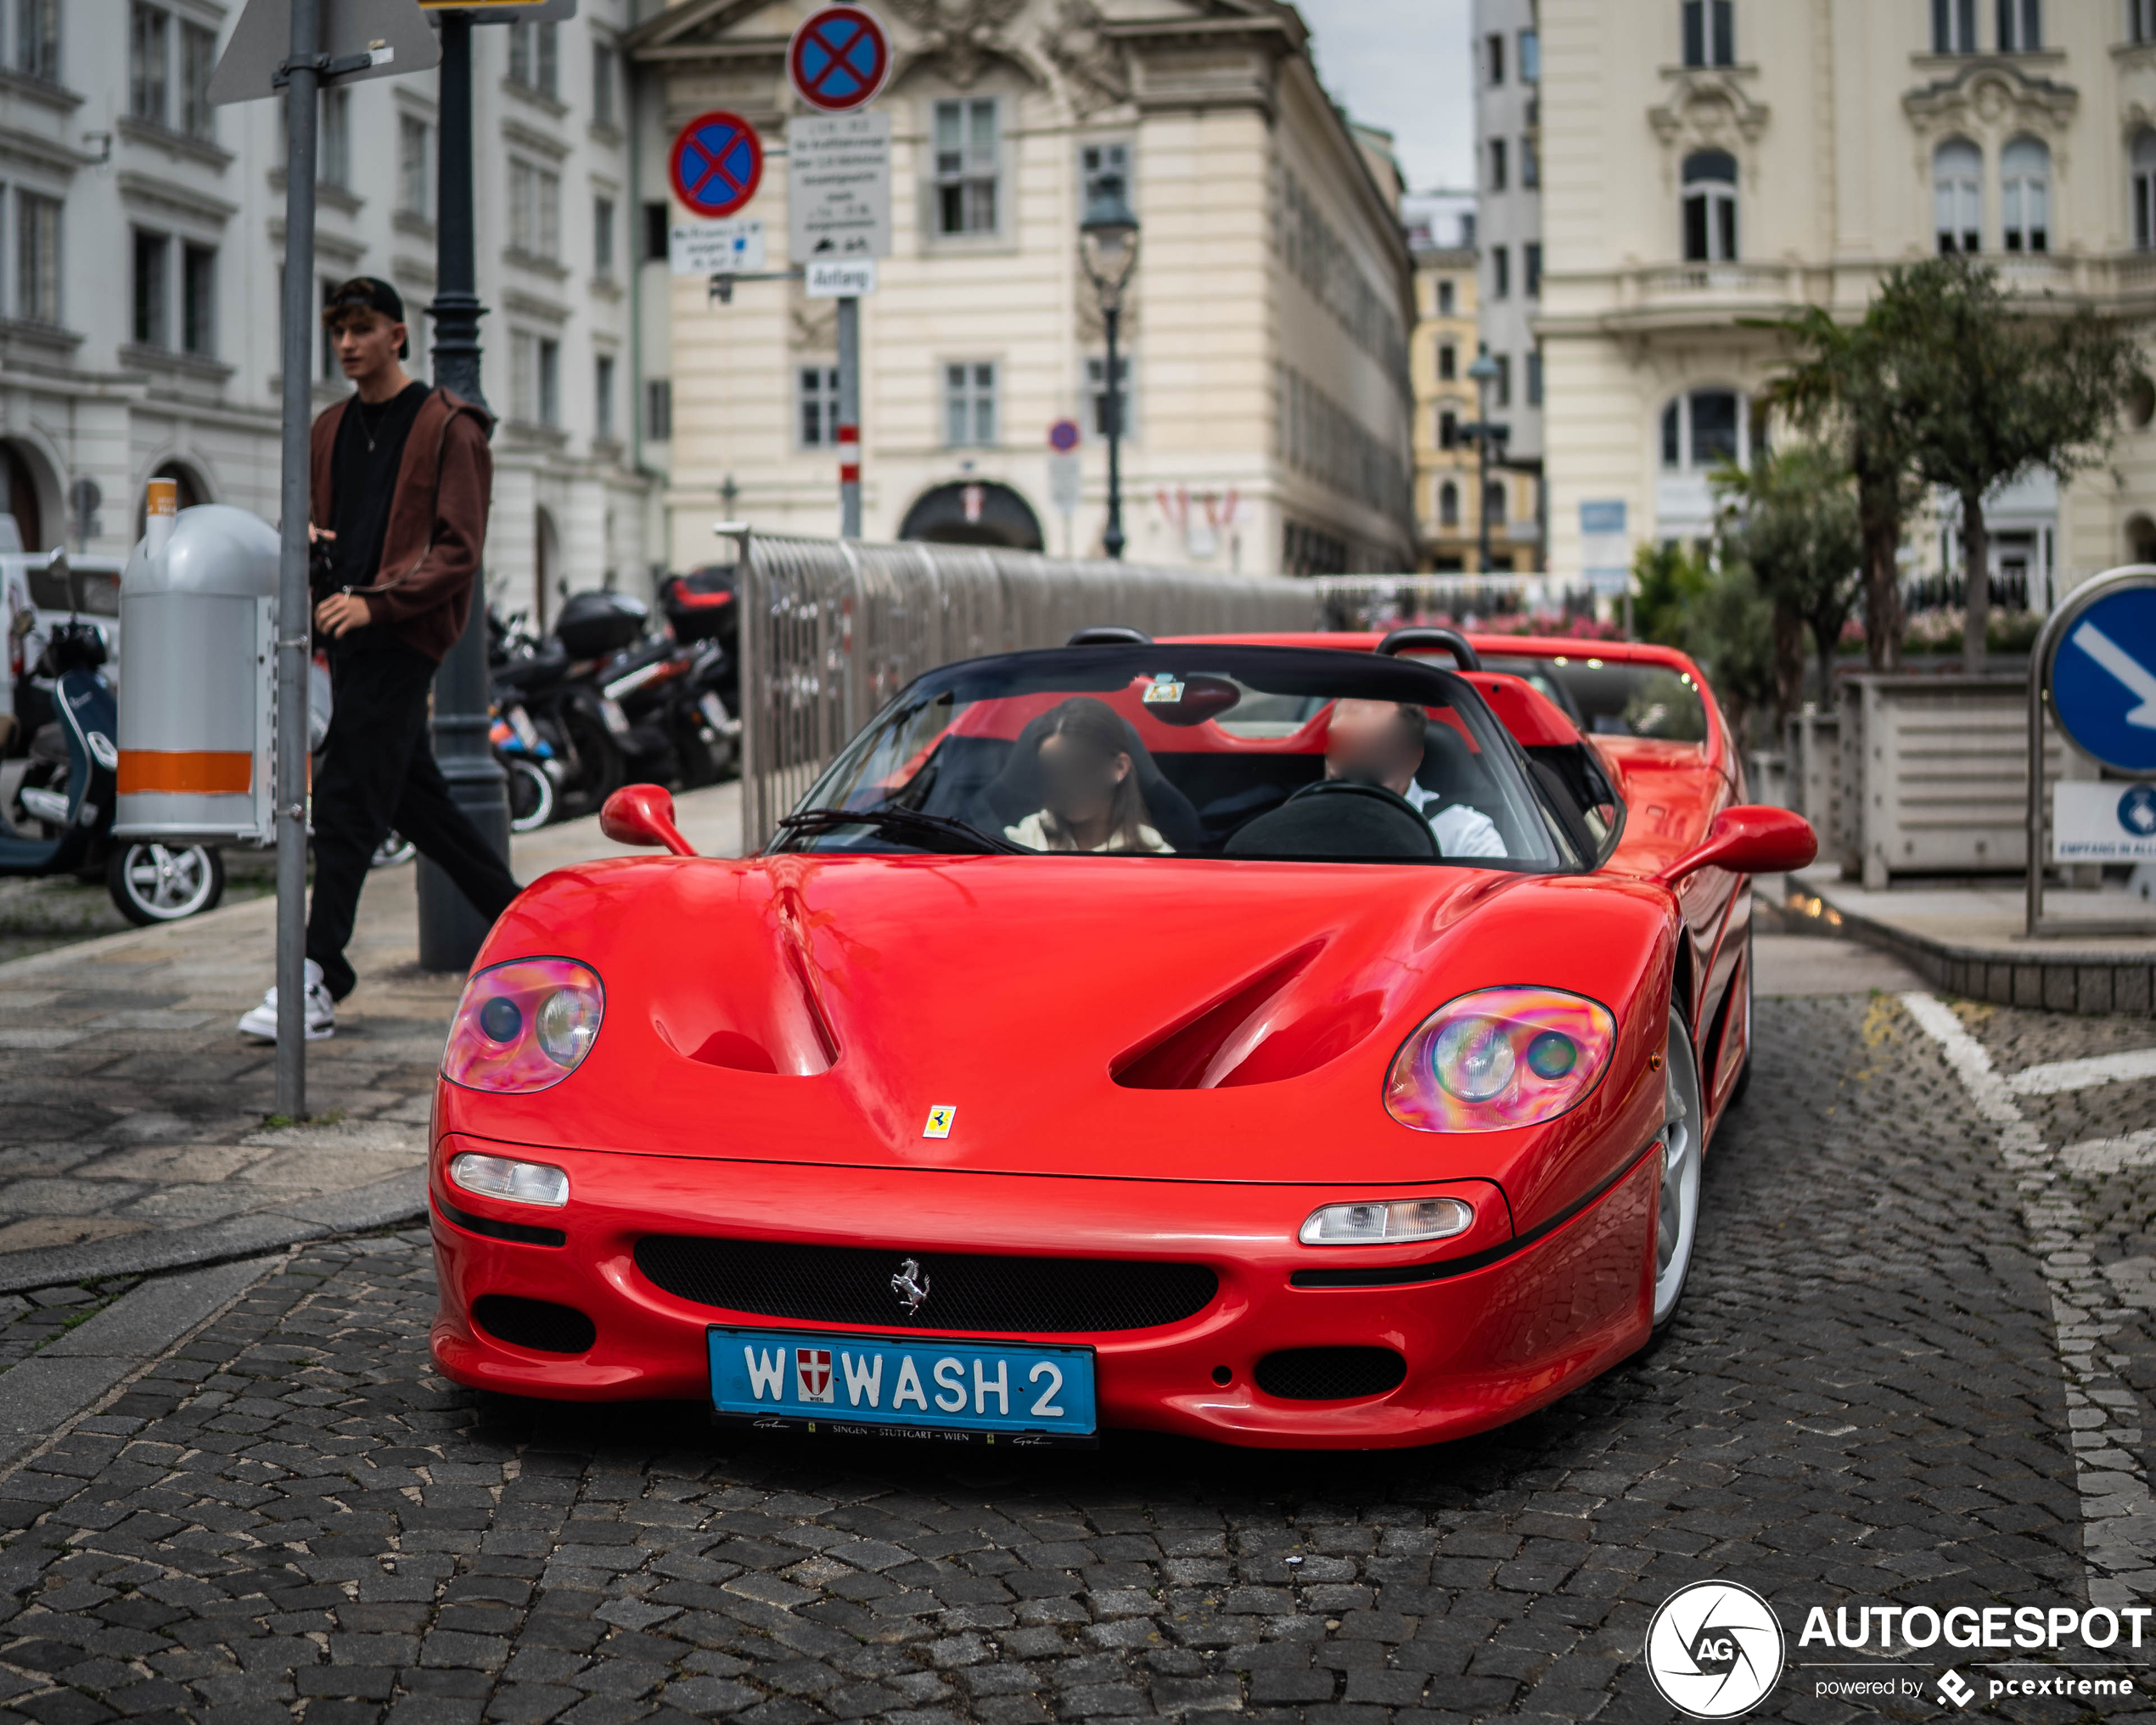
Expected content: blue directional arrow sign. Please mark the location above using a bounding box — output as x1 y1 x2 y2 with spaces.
2050 579 2156 775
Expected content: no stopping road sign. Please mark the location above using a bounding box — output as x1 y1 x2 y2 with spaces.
789 6 892 113
670 111 764 219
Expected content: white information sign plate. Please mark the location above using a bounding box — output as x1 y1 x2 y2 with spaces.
1048 452 1082 514
789 112 891 265
671 219 766 276
806 260 877 298
2053 780 2156 862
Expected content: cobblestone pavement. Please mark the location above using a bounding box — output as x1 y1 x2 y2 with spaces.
0 786 739 1285
2 988 2153 1723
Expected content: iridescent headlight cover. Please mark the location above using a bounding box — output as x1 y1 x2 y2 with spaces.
442 958 605 1093
1384 986 1616 1132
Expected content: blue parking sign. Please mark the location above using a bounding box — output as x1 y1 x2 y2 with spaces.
2050 580 2156 776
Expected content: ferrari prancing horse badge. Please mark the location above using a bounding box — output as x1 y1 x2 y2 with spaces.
922 1105 955 1138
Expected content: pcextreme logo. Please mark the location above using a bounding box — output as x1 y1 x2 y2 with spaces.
1644 1581 1788 1719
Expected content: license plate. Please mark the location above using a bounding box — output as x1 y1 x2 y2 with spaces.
708 1326 1097 1446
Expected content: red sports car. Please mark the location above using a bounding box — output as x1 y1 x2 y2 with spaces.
427 629 1814 1447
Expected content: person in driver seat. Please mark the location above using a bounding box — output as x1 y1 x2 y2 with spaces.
1323 700 1507 858
1004 697 1176 853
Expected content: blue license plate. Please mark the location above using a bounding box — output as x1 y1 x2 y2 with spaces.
708 1326 1098 1443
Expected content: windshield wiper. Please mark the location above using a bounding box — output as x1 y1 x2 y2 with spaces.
776 806 1026 855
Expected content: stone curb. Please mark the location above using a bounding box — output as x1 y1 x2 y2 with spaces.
0 1170 425 1296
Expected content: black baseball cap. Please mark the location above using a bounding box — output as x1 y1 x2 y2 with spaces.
323 277 409 357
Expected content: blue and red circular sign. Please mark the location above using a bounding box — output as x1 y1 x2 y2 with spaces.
1047 419 1081 453
789 6 892 114
669 110 764 219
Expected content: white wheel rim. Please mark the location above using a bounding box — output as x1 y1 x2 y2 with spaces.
1653 1005 1704 1327
123 844 214 919
509 759 553 831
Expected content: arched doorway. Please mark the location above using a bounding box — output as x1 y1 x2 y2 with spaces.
898 480 1044 551
0 443 44 552
534 504 561 630
2129 513 2156 566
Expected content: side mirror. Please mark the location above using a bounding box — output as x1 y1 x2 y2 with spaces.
1655 805 1816 887
600 784 696 857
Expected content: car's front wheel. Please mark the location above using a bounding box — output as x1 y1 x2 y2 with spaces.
1652 1003 1704 1331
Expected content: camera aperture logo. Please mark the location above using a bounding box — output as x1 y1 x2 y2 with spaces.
1645 1581 1786 1718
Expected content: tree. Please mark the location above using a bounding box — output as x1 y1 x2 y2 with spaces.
1631 537 1710 649
1713 444 1863 715
1687 564 1778 755
1885 256 2143 670
1759 305 1923 673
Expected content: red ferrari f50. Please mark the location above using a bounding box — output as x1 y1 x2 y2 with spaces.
427 630 1814 1447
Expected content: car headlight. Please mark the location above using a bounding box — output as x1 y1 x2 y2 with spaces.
1384 986 1616 1132
441 958 604 1093
1300 1197 1474 1245
448 1152 570 1207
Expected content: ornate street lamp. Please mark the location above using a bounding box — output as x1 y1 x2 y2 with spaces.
1462 348 1508 573
1080 174 1140 559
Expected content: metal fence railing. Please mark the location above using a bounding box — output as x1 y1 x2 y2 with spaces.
1313 573 1601 632
737 535 1318 850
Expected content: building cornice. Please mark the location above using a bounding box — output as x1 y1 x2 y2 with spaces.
502 117 572 162
116 115 234 172
117 170 237 227
0 70 81 113
0 122 95 177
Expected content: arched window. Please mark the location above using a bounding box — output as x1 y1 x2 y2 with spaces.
2001 136 2049 252
1439 480 1459 527
1660 389 1748 470
1682 150 1738 262
1934 138 1982 254
1484 479 1508 526
2131 131 2156 251
1681 0 1733 66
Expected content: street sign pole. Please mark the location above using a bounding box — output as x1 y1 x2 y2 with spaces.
837 296 861 537
418 8 511 972
272 0 321 1115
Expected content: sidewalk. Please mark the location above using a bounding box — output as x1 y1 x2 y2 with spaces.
0 784 740 1295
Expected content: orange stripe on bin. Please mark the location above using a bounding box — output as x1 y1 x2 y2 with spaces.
117 750 253 795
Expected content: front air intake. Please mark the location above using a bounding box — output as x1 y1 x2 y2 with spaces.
473 1294 597 1355
1255 1346 1406 1402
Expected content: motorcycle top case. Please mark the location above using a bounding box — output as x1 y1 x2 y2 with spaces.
554 591 648 660
659 566 738 646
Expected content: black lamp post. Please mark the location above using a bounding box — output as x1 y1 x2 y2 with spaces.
1080 174 1140 560
1462 348 1508 573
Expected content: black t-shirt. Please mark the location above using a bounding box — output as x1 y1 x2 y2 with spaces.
328 381 431 645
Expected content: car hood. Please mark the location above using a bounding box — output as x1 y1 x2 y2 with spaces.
449 852 1670 1192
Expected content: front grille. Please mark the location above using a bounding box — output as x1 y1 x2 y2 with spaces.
635 1235 1217 1334
474 1294 596 1355
1255 1346 1406 1402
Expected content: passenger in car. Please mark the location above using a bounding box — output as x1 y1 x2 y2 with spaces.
1324 700 1508 858
1002 697 1176 853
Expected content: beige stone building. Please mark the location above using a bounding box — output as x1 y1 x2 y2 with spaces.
628 0 1416 575
1537 0 2156 597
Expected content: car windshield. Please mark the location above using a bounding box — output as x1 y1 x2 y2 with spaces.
1481 653 1710 745
777 645 1569 868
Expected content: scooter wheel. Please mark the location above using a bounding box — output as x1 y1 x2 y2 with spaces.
107 843 226 925
507 756 556 832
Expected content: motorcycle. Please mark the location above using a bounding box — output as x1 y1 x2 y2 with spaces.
491 702 560 831
2 599 224 925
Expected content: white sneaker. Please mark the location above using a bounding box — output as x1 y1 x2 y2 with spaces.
238 959 335 1042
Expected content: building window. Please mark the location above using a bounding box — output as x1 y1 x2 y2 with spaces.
514 332 560 424
593 196 615 277
1437 278 1455 315
934 98 999 237
1996 0 2041 50
15 0 59 81
129 4 167 124
1682 0 1734 66
318 277 339 379
538 339 559 424
2132 131 2156 250
944 361 997 446
399 116 431 218
643 201 668 263
1085 353 1131 438
645 377 672 441
179 243 214 356
1522 135 1540 188
509 160 561 259
592 42 617 128
2135 0 2156 44
1491 244 1509 298
1438 344 1456 381
1934 137 1983 252
508 21 558 97
1933 0 1977 53
1485 31 1505 84
132 229 168 347
1493 353 1512 408
1489 138 1508 192
1527 346 1544 407
798 364 841 447
1485 480 1508 528
1519 28 1539 81
1439 407 1457 449
320 87 351 188
1524 241 1542 297
16 192 58 325
1682 149 1738 261
1081 140 1130 208
2001 135 2049 251
180 21 215 140
1439 480 1459 527
594 353 615 441
1661 388 1747 469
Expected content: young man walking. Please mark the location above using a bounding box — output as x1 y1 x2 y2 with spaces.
239 278 520 1042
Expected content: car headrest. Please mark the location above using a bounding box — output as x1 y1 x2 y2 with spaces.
1225 783 1439 860
1418 720 1501 806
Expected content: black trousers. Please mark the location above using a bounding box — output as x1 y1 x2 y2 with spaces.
306 637 521 1001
